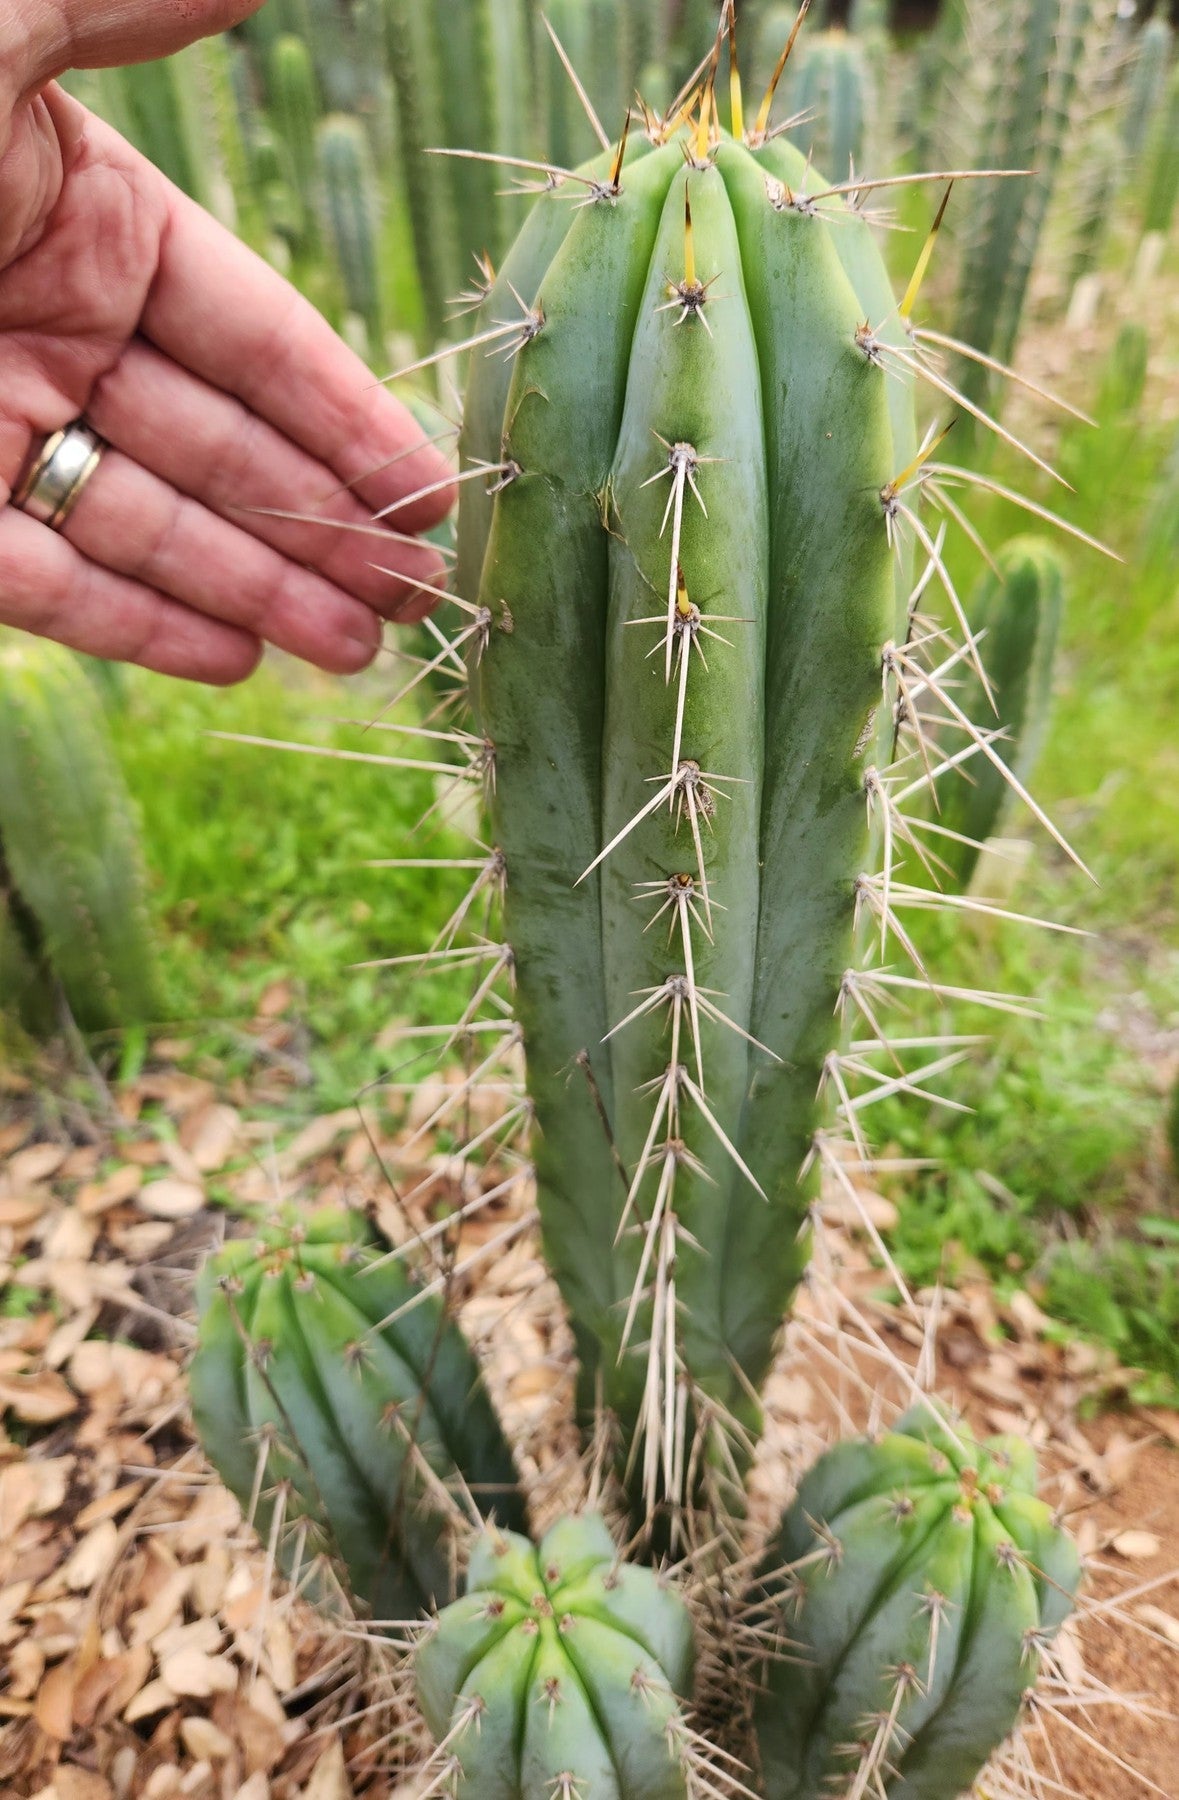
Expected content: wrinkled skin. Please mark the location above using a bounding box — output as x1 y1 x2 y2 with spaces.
0 0 454 683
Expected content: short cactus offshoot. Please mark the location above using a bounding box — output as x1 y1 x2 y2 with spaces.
753 1410 1082 1800
416 1514 699 1799
190 1210 525 1623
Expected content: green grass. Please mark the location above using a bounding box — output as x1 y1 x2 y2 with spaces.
106 655 475 1108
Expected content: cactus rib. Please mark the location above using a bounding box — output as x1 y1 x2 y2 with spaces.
191 1210 526 1621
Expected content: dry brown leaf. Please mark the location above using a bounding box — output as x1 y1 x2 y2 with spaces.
0 1369 78 1425
0 1194 51 1228
63 1519 119 1591
55 1766 115 1800
44 1306 101 1372
5 1143 69 1187
0 1457 72 1535
282 1113 355 1170
154 1617 222 1662
123 1676 176 1724
160 1646 238 1699
136 1178 205 1221
34 1656 78 1740
76 1166 143 1218
74 1482 145 1533
128 1568 191 1646
183 1104 243 1174
1111 1529 1161 1560
1139 1603 1179 1647
72 1645 151 1729
42 1208 99 1263
7 1637 44 1699
301 1742 352 1800
181 1717 235 1762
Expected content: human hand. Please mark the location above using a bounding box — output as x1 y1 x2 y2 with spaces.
0 1 456 685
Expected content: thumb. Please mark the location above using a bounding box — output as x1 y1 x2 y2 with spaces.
15 0 266 94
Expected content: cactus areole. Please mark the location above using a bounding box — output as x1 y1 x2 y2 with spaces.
455 119 916 1483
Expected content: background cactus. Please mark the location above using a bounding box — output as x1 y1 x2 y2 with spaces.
1143 62 1179 237
0 635 159 1034
268 31 324 255
1121 13 1174 170
930 540 1064 891
317 112 386 360
190 1209 526 1622
950 0 1109 412
754 1408 1082 1800
415 1514 696 1798
777 25 875 180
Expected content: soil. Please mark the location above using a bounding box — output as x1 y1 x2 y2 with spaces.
0 1032 1176 1800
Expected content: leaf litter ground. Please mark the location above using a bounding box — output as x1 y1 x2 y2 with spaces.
0 1004 1177 1800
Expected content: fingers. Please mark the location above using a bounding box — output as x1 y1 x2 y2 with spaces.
63 446 387 675
140 182 458 529
85 340 449 623
17 2 266 94
0 502 262 684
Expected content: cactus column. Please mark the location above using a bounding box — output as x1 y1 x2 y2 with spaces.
455 111 915 1509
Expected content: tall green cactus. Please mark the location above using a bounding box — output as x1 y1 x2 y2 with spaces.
1143 63 1179 236
268 32 324 252
931 540 1064 890
317 113 385 360
1121 14 1174 168
383 0 536 343
754 1409 1081 1799
779 25 874 180
1065 120 1124 288
191 1209 525 1622
0 636 159 1034
416 1514 696 1797
951 0 1105 410
92 47 214 208
452 99 918 1507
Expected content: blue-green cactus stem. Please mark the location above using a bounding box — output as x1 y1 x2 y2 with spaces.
754 1408 1082 1799
190 1209 525 1622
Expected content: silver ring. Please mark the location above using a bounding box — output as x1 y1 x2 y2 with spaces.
12 422 106 531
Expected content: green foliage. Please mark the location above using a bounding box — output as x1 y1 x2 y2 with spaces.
416 1514 695 1798
103 664 474 1104
0 635 159 1035
755 1409 1081 1800
456 125 916 1479
191 1208 525 1621
1045 1222 1179 1403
